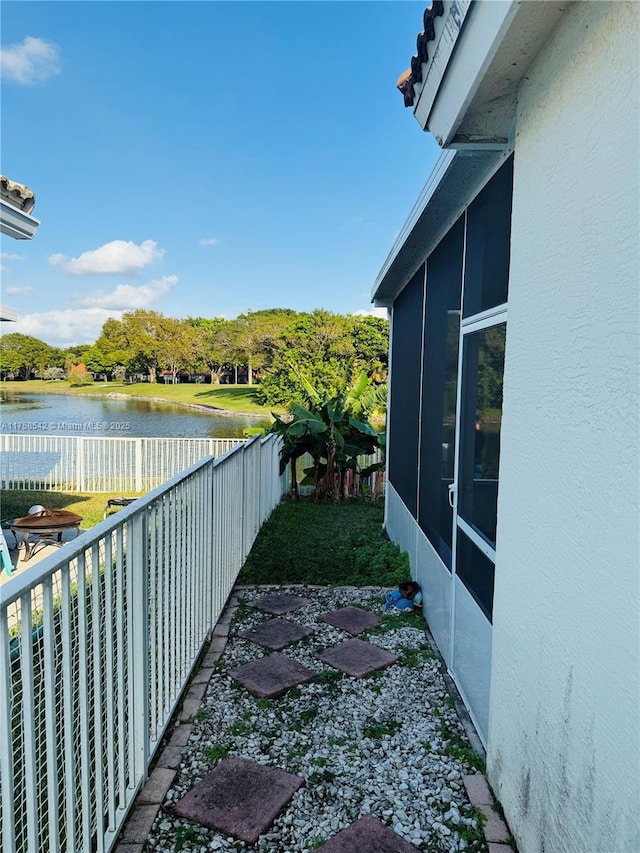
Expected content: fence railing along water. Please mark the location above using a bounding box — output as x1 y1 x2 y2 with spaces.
0 435 287 853
0 433 385 497
0 434 246 493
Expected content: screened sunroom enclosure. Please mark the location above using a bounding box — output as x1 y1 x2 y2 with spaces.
376 151 513 743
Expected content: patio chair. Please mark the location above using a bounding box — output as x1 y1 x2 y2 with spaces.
0 528 13 576
103 497 138 519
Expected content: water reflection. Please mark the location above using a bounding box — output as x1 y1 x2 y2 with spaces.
0 391 271 439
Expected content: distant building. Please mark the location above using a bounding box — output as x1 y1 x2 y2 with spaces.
1 175 40 322
373 4 638 853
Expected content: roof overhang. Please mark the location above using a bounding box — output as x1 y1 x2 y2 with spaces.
404 0 570 148
0 197 40 240
372 147 508 306
0 305 18 322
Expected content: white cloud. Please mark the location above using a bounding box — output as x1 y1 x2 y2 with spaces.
352 307 388 319
8 308 121 347
49 239 164 275
0 252 25 261
4 285 32 295
78 275 178 310
0 36 61 85
198 237 219 246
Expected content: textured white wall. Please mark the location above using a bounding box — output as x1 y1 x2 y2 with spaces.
489 4 640 853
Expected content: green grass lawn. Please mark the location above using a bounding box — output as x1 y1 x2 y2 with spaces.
1 380 276 415
0 489 145 529
238 497 410 587
1 492 407 588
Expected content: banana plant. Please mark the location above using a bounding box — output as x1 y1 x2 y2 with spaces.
269 374 383 502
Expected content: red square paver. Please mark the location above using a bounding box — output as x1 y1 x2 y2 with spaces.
316 639 397 678
463 773 493 806
321 606 380 636
477 805 511 843
229 652 316 698
172 755 304 844
238 618 312 651
249 593 314 615
316 814 420 852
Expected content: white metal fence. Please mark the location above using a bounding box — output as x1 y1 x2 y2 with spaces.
0 434 246 492
0 435 287 853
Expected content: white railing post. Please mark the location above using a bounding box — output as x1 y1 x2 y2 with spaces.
135 439 143 492
77 436 85 492
129 510 150 783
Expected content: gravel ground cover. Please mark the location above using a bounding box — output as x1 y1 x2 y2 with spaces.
146 586 489 853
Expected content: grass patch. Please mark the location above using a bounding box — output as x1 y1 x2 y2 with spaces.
174 825 204 851
398 643 437 669
193 708 212 723
238 498 408 586
366 609 426 635
362 720 401 739
202 743 230 762
2 379 276 415
449 806 488 851
0 489 145 529
441 724 486 772
314 670 343 686
307 768 336 784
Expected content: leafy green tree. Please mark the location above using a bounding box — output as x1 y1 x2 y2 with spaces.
95 310 174 382
186 317 234 383
0 333 61 379
257 310 355 406
351 315 389 382
156 316 199 383
91 317 134 376
233 309 297 385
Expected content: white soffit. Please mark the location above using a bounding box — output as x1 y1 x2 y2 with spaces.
417 0 569 147
371 148 504 306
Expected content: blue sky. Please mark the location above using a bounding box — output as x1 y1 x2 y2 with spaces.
1 1 439 347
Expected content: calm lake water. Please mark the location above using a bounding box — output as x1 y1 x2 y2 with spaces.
0 391 271 438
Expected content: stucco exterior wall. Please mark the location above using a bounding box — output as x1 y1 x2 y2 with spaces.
489 4 640 852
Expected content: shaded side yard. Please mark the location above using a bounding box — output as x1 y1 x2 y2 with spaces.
116 499 515 852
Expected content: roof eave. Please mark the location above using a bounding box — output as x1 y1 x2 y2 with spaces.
409 0 569 148
0 198 40 240
0 305 18 322
371 148 507 305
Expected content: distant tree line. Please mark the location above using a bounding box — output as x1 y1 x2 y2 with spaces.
0 308 389 407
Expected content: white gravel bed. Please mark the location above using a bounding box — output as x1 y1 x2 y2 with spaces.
146 585 487 853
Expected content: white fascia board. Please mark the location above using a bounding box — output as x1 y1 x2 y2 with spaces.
0 198 40 240
413 0 473 125
372 149 456 302
371 148 504 305
419 0 520 146
0 305 18 322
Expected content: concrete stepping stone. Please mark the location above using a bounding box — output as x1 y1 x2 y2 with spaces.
172 755 304 844
315 814 420 852
238 618 313 651
229 652 315 698
316 638 397 678
321 606 380 635
249 593 313 615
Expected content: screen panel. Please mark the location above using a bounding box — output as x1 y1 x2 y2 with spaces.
463 156 514 318
388 266 425 517
418 217 464 568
